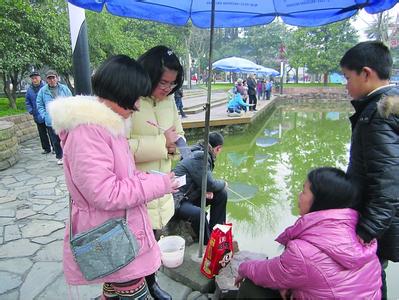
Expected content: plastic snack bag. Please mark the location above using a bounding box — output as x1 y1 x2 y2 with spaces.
201 223 233 278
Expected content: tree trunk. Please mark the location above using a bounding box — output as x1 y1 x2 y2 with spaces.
295 67 299 83
323 72 328 85
62 73 75 95
2 72 17 109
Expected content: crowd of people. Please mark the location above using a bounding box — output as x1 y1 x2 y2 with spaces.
24 40 398 299
227 75 274 116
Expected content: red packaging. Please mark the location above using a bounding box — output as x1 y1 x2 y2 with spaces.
200 223 233 278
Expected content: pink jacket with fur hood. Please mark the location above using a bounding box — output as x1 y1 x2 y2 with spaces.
238 208 381 299
49 96 172 285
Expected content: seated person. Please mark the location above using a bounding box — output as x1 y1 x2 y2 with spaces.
235 167 381 299
173 132 228 245
227 92 250 115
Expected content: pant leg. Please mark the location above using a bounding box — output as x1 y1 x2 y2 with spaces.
47 126 63 159
207 189 227 230
237 278 282 299
176 201 210 244
36 122 51 152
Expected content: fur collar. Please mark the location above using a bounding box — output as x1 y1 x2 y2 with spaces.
48 96 129 137
378 95 399 118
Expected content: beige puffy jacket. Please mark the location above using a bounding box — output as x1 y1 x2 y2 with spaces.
128 95 184 229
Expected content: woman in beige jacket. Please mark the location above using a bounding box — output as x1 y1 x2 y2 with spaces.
128 45 184 300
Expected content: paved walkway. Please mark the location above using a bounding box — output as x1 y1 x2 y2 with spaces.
0 138 199 300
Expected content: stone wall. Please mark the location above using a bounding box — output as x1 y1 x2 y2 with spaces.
0 114 37 170
0 113 37 143
0 121 19 170
282 86 347 95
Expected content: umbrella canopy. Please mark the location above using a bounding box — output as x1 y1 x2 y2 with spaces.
253 65 280 76
212 57 260 73
68 0 398 27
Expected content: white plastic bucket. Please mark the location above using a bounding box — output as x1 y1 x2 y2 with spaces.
158 235 185 268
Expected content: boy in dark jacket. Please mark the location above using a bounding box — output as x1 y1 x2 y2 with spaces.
340 40 399 299
173 132 227 244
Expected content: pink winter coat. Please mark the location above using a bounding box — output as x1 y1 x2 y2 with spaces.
49 96 172 285
239 208 381 299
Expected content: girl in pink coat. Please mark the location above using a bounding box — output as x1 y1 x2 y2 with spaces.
49 55 179 299
235 167 381 299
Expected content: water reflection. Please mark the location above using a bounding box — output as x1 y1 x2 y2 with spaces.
213 103 352 255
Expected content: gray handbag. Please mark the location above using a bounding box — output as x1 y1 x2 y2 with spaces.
69 196 140 281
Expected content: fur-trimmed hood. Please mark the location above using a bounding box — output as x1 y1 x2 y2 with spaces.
378 95 399 118
48 96 130 137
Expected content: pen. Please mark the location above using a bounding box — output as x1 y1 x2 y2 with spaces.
146 120 167 132
149 170 166 175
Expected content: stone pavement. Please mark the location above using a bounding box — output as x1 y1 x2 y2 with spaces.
0 139 204 300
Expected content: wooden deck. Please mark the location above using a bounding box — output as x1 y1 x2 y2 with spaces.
181 88 275 129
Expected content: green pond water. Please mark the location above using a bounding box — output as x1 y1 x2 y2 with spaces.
210 102 399 297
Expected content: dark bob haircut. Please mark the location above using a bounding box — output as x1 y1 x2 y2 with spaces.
92 55 151 111
307 167 359 213
340 41 392 80
137 45 184 96
209 132 224 148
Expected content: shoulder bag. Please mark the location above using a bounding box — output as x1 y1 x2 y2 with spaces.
69 196 140 281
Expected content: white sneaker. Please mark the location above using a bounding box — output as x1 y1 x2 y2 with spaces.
57 159 63 165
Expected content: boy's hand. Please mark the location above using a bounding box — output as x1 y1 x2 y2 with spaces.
206 192 214 199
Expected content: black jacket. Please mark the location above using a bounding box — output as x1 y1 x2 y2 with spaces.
347 85 399 261
173 143 225 208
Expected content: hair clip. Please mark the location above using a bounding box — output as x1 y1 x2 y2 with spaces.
167 50 173 56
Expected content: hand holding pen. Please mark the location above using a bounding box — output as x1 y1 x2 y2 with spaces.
147 120 178 153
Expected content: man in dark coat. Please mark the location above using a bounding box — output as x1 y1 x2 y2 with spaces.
246 74 257 111
173 132 227 244
340 41 399 299
25 71 52 154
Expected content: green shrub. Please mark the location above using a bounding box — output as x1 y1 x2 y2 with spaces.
0 98 27 117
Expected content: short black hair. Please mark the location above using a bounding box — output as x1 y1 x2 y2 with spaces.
137 45 184 96
307 167 358 213
209 132 224 148
92 55 151 111
340 41 392 80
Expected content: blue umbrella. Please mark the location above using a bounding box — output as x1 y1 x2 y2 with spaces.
212 56 260 73
253 65 280 76
67 0 399 254
68 0 398 27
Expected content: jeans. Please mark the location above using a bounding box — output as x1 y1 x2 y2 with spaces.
47 126 63 159
176 189 227 244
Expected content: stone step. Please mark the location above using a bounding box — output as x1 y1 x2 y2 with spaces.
184 98 228 115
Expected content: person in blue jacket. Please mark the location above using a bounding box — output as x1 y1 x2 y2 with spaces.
25 71 52 154
227 91 251 114
36 70 72 165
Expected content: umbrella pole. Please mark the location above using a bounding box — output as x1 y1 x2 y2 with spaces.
67 3 92 95
198 0 216 258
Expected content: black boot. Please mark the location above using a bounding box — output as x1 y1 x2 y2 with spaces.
148 281 172 300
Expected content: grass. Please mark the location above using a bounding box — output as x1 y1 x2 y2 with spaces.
0 97 26 117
